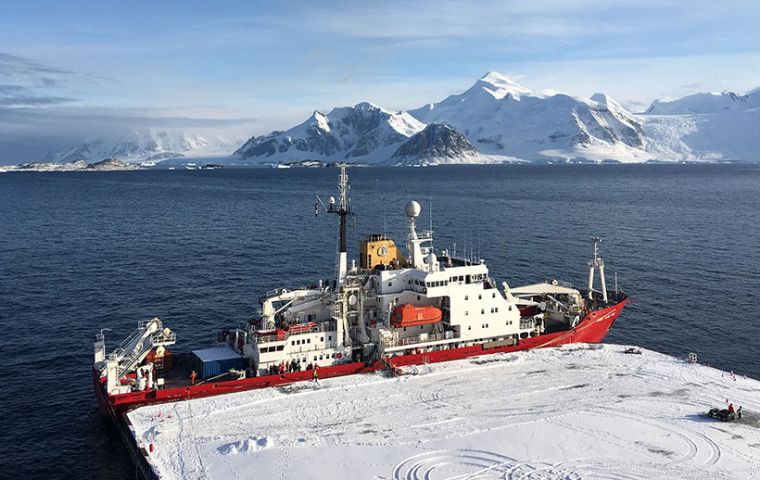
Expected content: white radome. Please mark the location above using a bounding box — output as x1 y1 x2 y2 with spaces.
405 200 421 218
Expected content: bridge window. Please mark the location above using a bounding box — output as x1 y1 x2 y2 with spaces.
320 336 324 342
307 338 311 344
464 295 468 301
276 345 284 351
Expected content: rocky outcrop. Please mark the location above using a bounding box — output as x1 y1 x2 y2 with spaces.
392 124 480 165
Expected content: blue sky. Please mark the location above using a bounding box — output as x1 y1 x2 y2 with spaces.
1 0 759 161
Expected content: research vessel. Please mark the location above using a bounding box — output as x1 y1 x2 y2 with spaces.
93 165 627 418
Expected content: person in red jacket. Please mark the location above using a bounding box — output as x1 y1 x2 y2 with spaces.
728 403 735 414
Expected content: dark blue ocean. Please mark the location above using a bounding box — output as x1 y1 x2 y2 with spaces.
1 164 759 478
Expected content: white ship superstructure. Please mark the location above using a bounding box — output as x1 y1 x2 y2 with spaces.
233 165 592 376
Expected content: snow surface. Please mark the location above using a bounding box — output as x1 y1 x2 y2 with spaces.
128 344 760 479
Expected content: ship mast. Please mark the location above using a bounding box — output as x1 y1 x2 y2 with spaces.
327 163 351 287
587 235 608 303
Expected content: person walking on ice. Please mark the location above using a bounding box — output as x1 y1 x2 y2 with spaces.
313 365 320 384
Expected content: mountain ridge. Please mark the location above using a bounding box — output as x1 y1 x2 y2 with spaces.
45 73 760 166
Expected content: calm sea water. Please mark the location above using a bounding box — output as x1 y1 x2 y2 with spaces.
1 164 759 478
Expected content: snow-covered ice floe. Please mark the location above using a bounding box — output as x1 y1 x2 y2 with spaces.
127 344 760 479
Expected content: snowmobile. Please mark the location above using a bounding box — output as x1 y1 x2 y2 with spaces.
707 408 736 422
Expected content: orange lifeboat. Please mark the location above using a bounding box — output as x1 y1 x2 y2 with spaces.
390 304 442 328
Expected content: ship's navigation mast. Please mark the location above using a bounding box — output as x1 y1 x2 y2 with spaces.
587 235 608 303
326 163 351 287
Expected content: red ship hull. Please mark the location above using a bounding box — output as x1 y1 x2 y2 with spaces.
95 298 627 416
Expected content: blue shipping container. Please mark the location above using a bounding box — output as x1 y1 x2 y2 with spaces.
192 345 244 379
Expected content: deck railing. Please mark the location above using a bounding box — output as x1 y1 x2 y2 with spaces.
255 320 337 344
384 329 459 348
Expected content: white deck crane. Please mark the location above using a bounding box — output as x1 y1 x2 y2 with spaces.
94 317 176 394
260 288 324 330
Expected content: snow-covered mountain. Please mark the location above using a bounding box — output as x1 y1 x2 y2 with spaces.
44 129 240 164
409 72 648 163
231 72 759 165
235 72 654 165
234 102 424 163
645 89 760 115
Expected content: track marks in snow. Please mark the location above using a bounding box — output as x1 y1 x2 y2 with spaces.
128 345 760 479
392 449 585 480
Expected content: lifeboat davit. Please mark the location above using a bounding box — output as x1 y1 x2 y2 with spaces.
390 304 442 328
